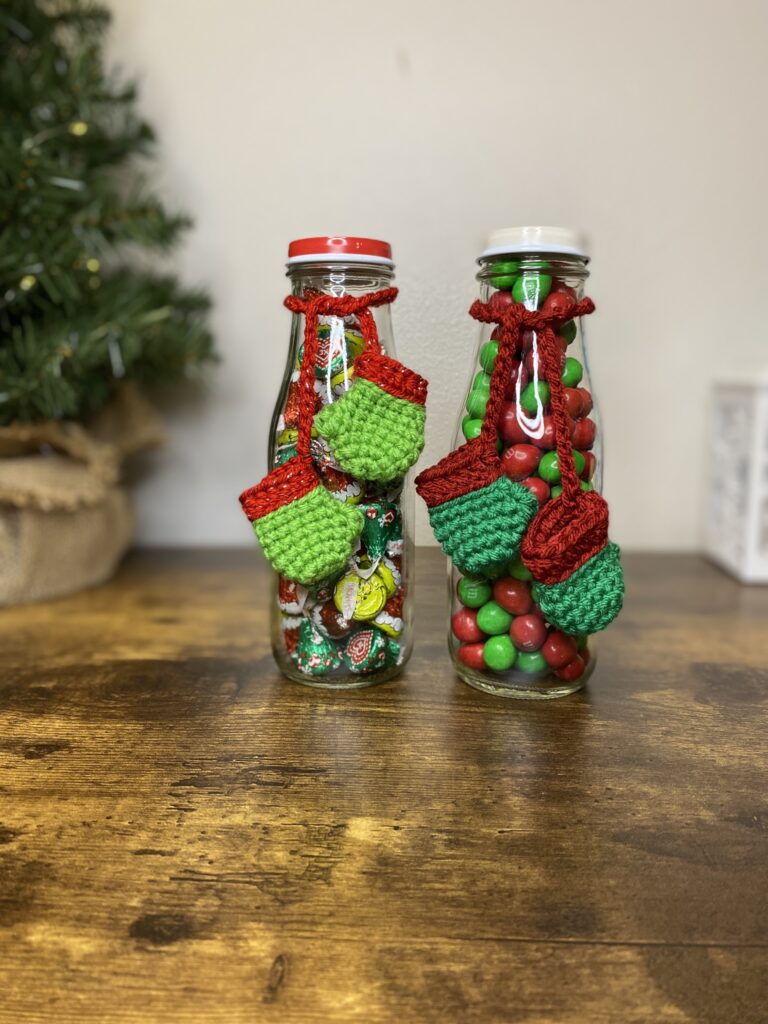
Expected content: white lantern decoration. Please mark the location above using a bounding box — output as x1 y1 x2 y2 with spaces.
705 383 768 583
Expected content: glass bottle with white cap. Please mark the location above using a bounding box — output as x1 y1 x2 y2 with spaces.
448 227 603 697
268 236 414 687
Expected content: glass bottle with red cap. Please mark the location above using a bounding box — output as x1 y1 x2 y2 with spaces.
442 227 609 698
268 236 415 687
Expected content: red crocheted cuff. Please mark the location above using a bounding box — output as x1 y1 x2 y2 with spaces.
521 490 609 584
415 437 501 508
239 455 318 522
355 351 428 405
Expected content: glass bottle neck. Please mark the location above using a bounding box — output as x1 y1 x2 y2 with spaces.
287 261 395 297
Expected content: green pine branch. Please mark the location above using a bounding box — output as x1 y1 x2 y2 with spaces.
0 0 215 425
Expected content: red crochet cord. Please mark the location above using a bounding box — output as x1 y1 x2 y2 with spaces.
470 295 596 505
284 288 398 458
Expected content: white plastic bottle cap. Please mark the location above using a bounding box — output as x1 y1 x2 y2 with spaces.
480 226 588 260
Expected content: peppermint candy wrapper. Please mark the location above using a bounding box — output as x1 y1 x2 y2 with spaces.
343 627 389 674
373 608 403 638
386 637 403 667
296 620 342 676
273 442 297 468
311 321 365 380
310 600 354 640
317 463 364 506
277 576 307 615
281 614 303 657
360 499 402 561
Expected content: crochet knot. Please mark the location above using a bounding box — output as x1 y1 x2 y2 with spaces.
469 296 595 336
284 287 399 458
284 287 398 320
468 294 596 503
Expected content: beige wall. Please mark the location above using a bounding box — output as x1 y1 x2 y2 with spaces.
107 0 768 549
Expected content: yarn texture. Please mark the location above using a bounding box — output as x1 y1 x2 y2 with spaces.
314 336 427 482
253 478 363 586
315 367 426 482
427 475 538 576
532 541 624 635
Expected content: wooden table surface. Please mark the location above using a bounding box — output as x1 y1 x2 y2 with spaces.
1 549 766 1023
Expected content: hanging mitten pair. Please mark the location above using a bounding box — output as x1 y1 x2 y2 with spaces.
416 293 623 636
239 289 427 586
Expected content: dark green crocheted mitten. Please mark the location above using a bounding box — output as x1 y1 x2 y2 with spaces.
314 352 427 482
240 455 363 586
522 490 624 634
532 542 624 634
416 437 538 576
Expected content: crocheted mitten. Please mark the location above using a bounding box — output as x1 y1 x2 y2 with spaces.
314 351 427 482
239 455 363 586
415 437 539 576
521 490 624 634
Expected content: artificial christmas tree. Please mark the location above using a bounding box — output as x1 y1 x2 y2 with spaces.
0 0 214 603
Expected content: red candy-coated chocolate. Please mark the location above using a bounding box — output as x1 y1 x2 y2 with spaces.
525 336 565 375
488 290 514 315
521 476 550 504
550 280 577 301
541 631 579 669
581 646 591 665
577 387 593 415
493 577 532 616
541 291 575 318
563 387 584 418
457 642 486 670
503 361 529 400
451 608 485 643
579 451 596 481
498 402 529 445
501 443 541 481
554 654 586 681
571 418 596 450
520 329 536 352
510 613 548 652
534 414 575 451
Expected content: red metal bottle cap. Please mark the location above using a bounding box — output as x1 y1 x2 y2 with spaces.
287 236 393 265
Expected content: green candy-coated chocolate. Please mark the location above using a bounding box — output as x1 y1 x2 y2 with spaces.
462 416 483 441
458 577 492 608
490 262 520 290
507 555 533 581
476 600 513 635
560 320 577 344
479 340 498 373
512 273 552 308
575 634 588 651
520 380 550 414
561 357 583 387
550 480 593 499
465 388 489 419
483 634 517 672
473 371 492 392
538 449 585 484
491 260 520 277
516 650 548 673
490 275 517 291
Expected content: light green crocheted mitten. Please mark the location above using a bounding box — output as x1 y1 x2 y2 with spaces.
314 351 427 482
240 456 363 586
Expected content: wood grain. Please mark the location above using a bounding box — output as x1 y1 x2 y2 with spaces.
0 549 766 1023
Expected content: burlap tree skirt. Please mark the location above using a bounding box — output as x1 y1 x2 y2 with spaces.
0 385 164 606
